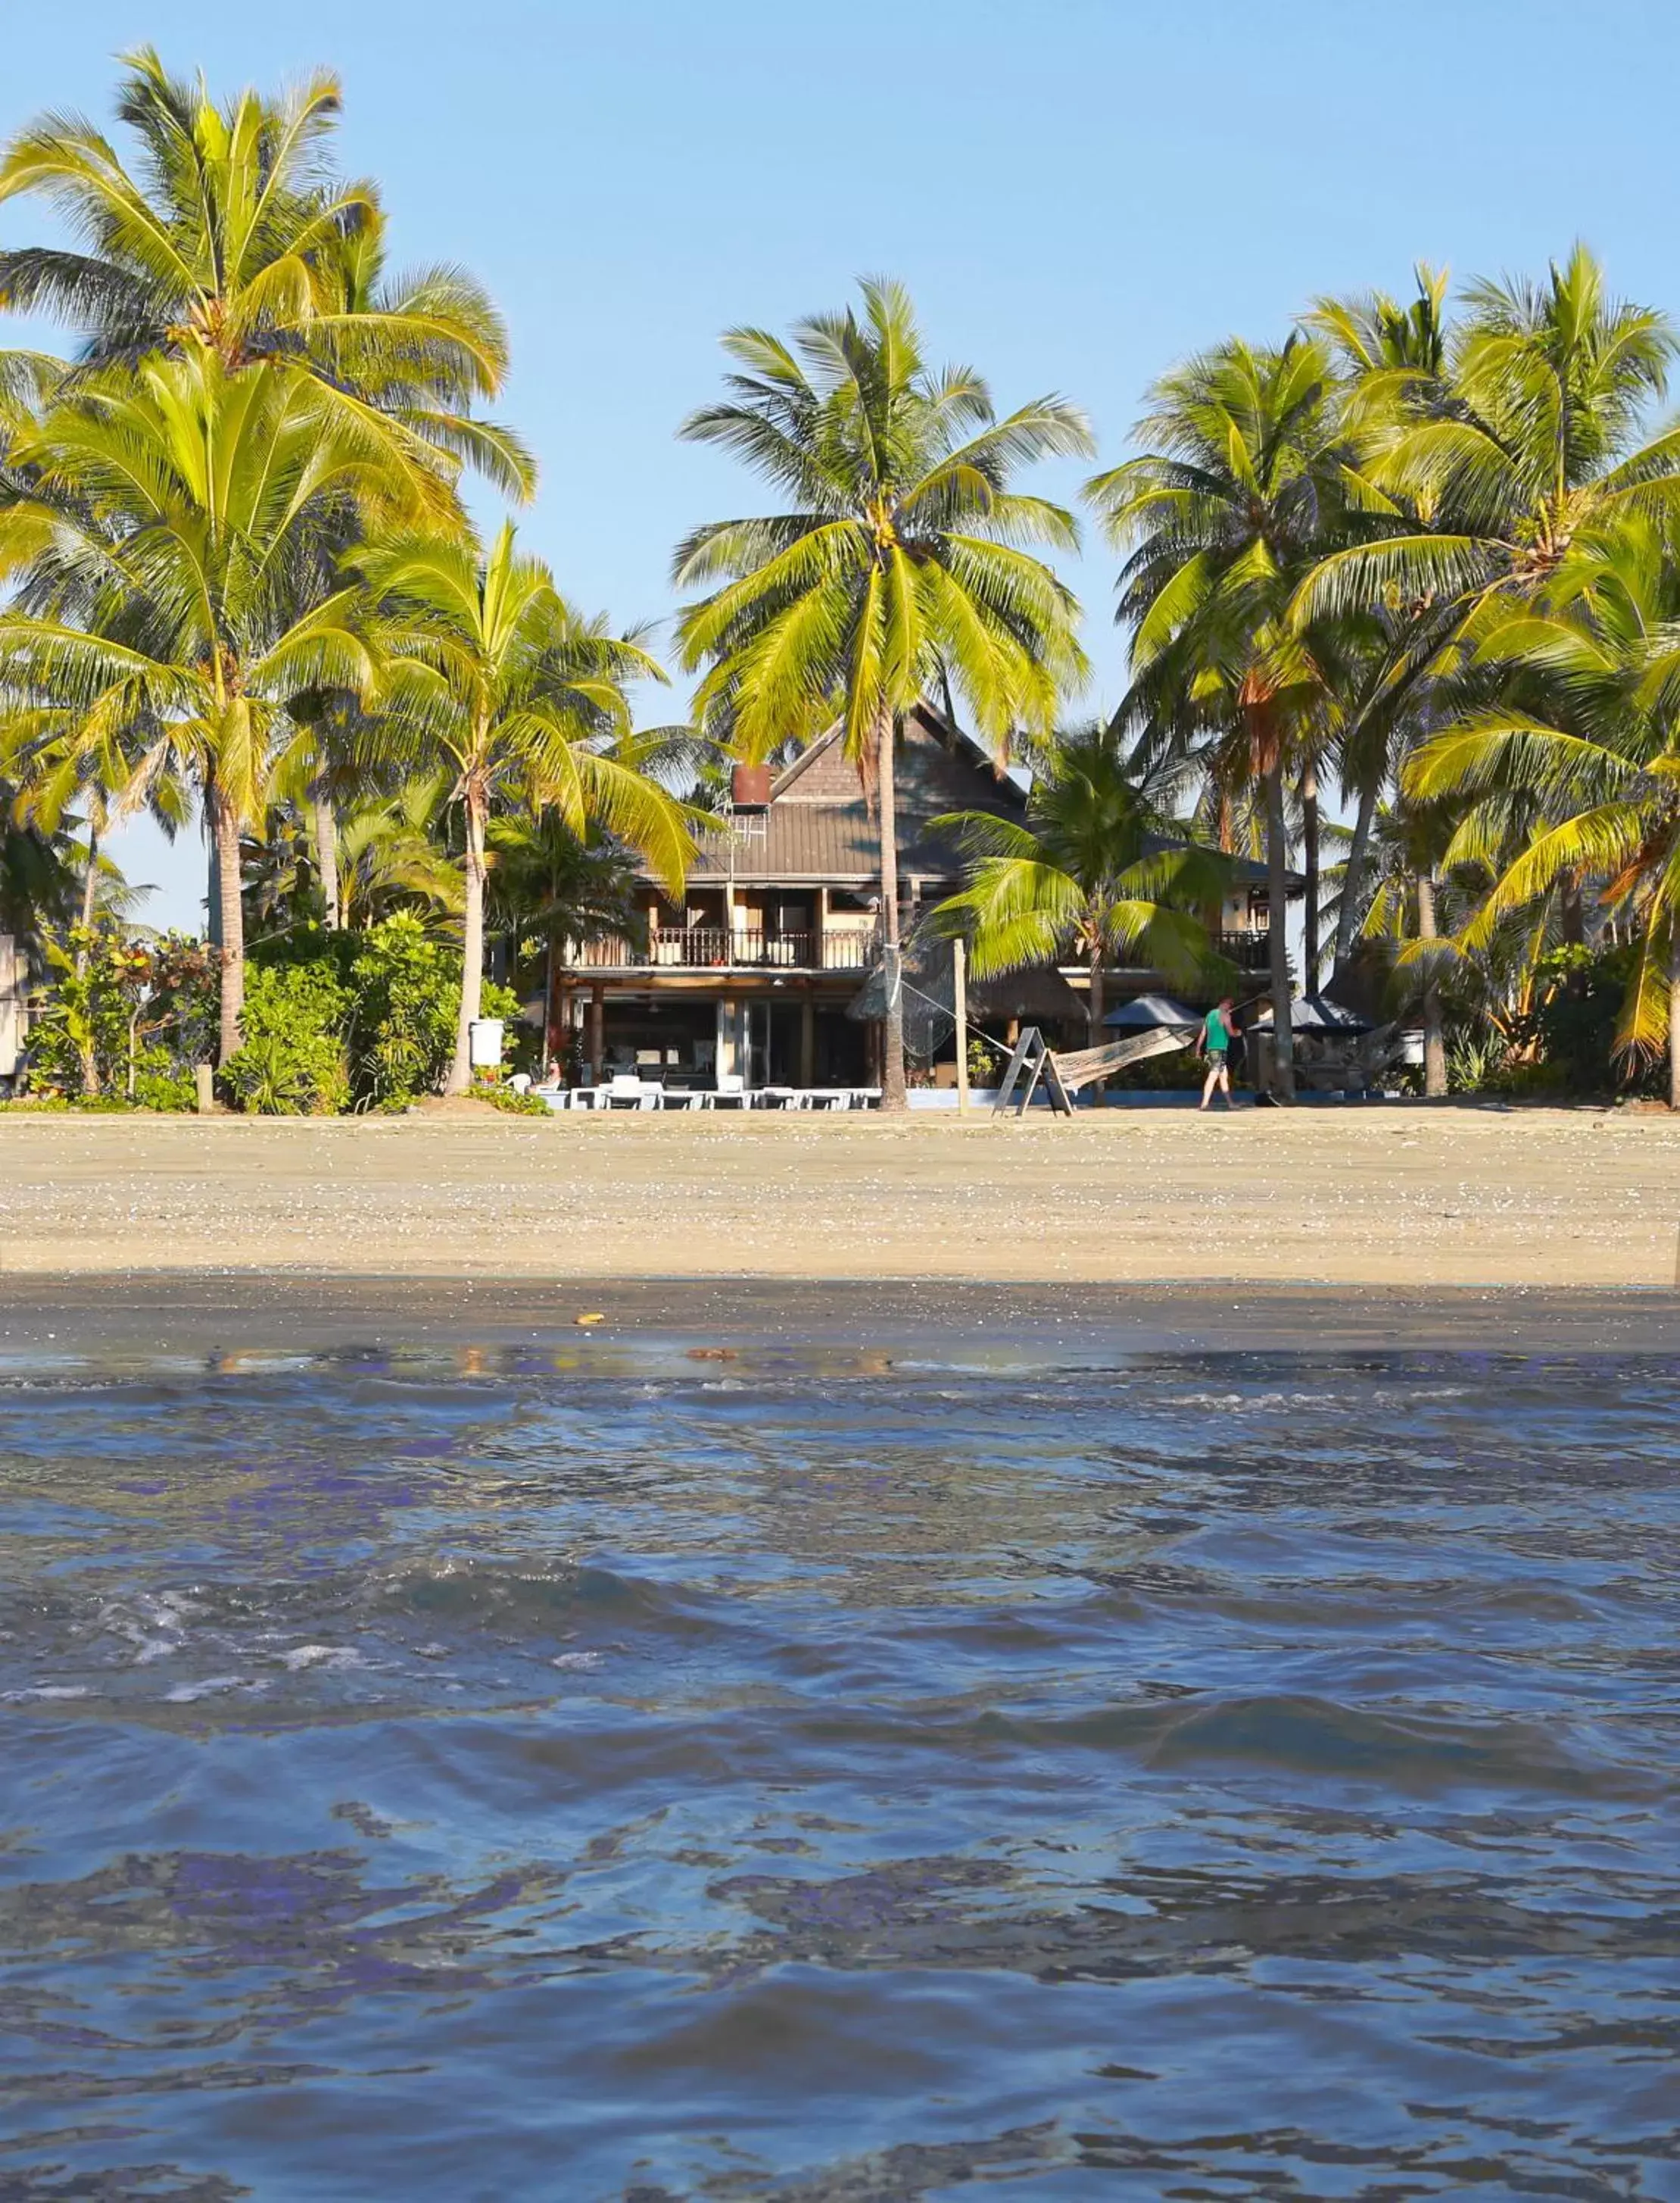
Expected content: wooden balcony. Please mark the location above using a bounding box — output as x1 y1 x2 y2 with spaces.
1219 929 1272 971
563 927 876 974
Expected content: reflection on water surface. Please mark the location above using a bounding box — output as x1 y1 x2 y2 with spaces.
2 1342 1678 2198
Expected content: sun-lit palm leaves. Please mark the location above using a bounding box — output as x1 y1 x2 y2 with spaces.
1403 520 1680 1099
933 724 1233 1047
0 47 533 516
0 348 382 1060
361 521 690 1091
1295 246 1680 634
1089 335 1351 1094
335 777 463 931
674 278 1090 1107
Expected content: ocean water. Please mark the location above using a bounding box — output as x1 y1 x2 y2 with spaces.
1 1338 1678 2201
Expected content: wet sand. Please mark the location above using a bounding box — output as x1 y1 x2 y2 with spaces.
1 1104 1677 1357
2 1270 1679 1367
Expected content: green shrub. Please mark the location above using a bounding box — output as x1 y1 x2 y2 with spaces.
344 915 460 1105
223 959 352 1114
488 1086 550 1117
26 925 218 1102
229 918 535 1113
1500 945 1665 1099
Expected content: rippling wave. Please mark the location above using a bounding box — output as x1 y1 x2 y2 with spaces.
2 1344 1678 2198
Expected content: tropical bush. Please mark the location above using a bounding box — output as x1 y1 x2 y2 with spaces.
220 917 525 1113
1495 948 1664 1101
26 926 218 1106
222 958 354 1115
343 916 468 1106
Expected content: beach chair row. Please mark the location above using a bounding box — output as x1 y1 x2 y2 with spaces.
524 1074 884 1113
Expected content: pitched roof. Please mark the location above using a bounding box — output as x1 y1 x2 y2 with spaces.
656 706 1023 889
640 703 1304 894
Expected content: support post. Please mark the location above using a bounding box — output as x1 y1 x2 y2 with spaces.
953 938 970 1116
588 984 605 1085
799 992 815 1088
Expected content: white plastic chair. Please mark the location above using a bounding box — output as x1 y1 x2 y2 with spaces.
706 1073 749 1110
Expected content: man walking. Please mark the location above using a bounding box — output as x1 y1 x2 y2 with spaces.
1198 996 1240 1111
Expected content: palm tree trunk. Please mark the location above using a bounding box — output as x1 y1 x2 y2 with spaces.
76 821 101 1096
544 930 557 1073
79 824 99 943
1301 762 1320 996
1333 777 1380 977
447 790 488 1095
212 786 245 1066
1264 757 1294 1102
1087 939 1106 1105
313 785 341 930
876 705 907 1112
1669 921 1680 1113
1417 870 1447 1098
205 814 223 952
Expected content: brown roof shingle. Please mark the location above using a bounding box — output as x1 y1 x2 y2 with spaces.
667 709 1021 887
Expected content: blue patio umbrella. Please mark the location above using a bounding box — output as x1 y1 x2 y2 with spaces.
1103 992 1200 1030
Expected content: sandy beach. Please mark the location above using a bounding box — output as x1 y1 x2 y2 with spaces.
1 1102 1675 1295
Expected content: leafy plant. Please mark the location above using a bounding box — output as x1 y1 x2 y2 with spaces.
218 915 527 1112
26 923 217 1104
222 958 352 1114
486 1084 549 1117
1445 1030 1511 1095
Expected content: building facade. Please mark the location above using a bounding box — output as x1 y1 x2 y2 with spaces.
553 707 1282 1089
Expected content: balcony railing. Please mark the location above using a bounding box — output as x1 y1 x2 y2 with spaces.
564 927 876 973
1218 929 1271 971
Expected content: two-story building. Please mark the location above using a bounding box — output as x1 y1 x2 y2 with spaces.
552 705 1283 1089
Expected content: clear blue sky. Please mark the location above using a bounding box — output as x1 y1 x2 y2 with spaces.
6 0 1678 927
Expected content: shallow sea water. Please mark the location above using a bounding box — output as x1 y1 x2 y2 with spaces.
2 1338 1678 2201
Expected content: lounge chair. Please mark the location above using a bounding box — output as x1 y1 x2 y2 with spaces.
606 1073 660 1111
705 1073 749 1110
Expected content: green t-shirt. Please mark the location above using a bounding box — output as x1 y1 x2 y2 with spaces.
1203 1009 1230 1053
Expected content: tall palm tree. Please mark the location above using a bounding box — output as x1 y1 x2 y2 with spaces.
1304 266 1457 977
361 522 692 1092
1295 246 1680 643
0 350 383 1061
1404 518 1680 1105
1090 336 1350 1096
0 47 532 510
672 277 1091 1109
932 723 1233 1049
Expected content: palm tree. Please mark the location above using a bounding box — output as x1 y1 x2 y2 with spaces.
360 522 692 1092
0 350 383 1062
1295 246 1680 644
932 724 1233 1051
0 47 532 511
335 775 463 932
1404 518 1680 1105
1089 336 1350 1097
0 790 79 963
1304 266 1458 979
672 277 1091 1109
